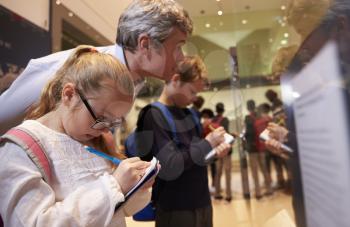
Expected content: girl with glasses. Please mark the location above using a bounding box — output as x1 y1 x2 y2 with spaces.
0 45 154 227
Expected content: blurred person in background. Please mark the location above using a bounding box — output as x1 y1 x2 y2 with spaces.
201 108 220 194
191 95 205 119
213 103 233 202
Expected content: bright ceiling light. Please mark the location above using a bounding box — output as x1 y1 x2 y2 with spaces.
284 33 289 38
68 12 74 17
242 19 248 24
281 5 286 10
218 10 223 16
56 0 61 5
205 23 211 28
281 40 288 45
292 92 301 98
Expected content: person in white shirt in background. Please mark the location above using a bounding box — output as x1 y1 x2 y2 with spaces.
0 0 193 134
0 45 155 227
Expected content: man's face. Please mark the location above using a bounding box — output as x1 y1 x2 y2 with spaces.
146 27 187 81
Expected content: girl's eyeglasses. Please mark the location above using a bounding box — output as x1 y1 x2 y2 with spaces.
76 89 122 130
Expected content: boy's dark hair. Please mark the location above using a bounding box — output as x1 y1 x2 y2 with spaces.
246 100 256 112
265 89 278 102
193 96 204 109
201 108 214 118
215 102 225 114
258 103 271 114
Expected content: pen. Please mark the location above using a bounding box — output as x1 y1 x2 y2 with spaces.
208 124 216 131
209 124 239 137
84 146 122 165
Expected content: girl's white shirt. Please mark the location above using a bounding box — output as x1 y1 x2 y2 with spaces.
0 120 150 227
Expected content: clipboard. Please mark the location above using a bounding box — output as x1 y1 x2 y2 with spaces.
115 157 159 212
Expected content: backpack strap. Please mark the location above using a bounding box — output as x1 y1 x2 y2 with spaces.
151 102 180 145
125 102 201 158
152 102 203 141
1 128 52 183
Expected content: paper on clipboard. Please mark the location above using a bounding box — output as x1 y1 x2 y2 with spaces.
115 157 159 211
290 41 350 227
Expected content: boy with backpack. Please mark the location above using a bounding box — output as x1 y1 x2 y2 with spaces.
127 56 231 227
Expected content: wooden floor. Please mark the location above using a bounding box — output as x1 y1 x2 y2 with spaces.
126 191 294 227
126 157 295 227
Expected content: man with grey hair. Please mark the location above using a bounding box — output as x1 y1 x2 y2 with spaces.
0 0 193 134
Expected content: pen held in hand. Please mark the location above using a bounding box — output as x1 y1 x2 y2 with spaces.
84 146 122 165
208 124 216 132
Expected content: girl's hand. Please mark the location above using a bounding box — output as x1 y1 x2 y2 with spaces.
140 163 161 190
113 157 150 195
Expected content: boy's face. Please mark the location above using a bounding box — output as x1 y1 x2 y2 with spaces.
144 27 187 81
62 87 133 143
170 79 204 108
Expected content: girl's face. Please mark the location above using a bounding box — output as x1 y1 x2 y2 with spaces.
61 84 133 143
169 78 204 108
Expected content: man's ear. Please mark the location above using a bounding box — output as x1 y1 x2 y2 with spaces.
138 33 151 53
171 73 181 82
61 83 77 106
170 74 181 87
337 15 350 33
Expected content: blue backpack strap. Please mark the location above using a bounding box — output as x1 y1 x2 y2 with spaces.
151 102 180 145
125 102 200 158
125 102 180 158
188 108 202 135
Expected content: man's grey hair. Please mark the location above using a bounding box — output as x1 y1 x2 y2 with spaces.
116 0 193 52
320 0 350 32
